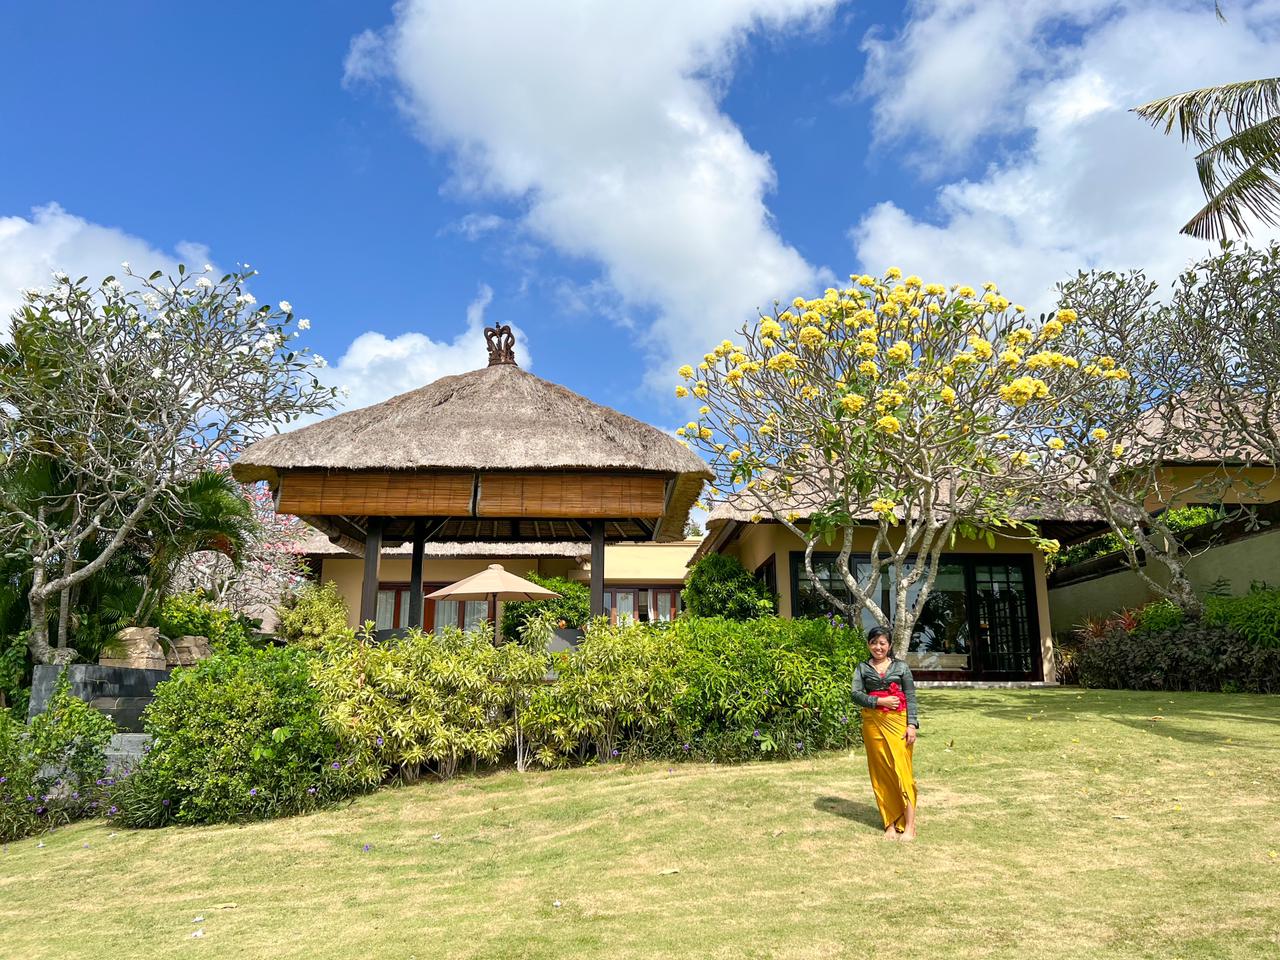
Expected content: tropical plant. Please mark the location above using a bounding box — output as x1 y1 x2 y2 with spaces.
681 553 775 620
0 263 335 664
499 573 591 638
276 580 351 649
674 269 1103 655
1134 77 1280 239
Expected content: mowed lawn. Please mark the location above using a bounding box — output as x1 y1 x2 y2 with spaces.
2 689 1278 960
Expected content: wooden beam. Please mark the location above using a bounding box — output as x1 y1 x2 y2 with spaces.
590 519 605 619
407 518 425 629
278 470 473 517
359 517 384 627
477 472 666 518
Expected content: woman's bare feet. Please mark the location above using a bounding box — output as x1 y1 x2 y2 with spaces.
899 827 916 842
883 825 899 840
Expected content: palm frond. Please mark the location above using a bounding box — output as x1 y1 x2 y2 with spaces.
1134 77 1280 148
1181 156 1280 239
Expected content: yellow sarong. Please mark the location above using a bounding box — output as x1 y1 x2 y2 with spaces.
862 707 917 831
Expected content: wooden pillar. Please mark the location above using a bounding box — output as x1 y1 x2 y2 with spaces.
407 518 425 629
590 519 605 618
359 517 384 627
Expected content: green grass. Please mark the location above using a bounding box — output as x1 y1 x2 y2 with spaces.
2 689 1278 960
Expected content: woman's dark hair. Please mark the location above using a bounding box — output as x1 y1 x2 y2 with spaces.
867 626 891 644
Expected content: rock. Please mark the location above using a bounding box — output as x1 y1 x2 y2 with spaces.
101 627 166 671
166 635 211 667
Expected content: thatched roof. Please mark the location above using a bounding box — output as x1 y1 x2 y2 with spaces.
235 363 706 477
296 529 591 560
233 360 711 542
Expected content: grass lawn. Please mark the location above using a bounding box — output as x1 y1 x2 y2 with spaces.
2 688 1278 960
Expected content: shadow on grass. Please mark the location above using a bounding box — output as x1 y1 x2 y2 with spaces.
950 689 1280 747
813 795 882 830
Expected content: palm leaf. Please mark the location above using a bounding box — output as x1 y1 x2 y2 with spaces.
1134 77 1280 148
1134 77 1280 237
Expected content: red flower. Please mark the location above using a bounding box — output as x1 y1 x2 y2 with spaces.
869 681 906 712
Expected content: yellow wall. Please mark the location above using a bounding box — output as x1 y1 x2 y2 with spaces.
719 522 1054 680
1147 465 1280 510
318 542 699 628
1047 526 1280 635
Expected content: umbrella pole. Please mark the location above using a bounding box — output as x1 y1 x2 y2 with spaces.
488 592 499 643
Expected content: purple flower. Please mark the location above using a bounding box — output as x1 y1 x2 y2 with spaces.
162 799 170 807
249 788 258 797
752 729 761 738
331 762 341 770
682 743 690 752
0 776 7 784
375 737 384 747
362 843 372 852
71 792 79 801
36 806 46 814
795 741 805 751
611 749 619 757
307 787 316 795
108 806 118 816
25 795 34 803
95 779 104 786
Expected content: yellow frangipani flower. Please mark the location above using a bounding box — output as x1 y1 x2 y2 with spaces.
698 405 710 415
1038 319 1064 341
1011 451 1031 468
885 266 903 279
956 285 977 298
678 364 695 380
876 414 902 434
924 283 947 296
839 393 867 414
699 427 713 440
1014 304 1026 313
766 351 800 372
995 432 1011 441
758 423 774 436
940 386 957 405
859 360 880 378
1112 442 1125 457
1056 308 1078 324
759 318 783 340
904 275 923 288
693 384 709 398
886 341 912 364
728 449 743 462
871 497 897 515
675 427 686 436
999 349 1022 367
1007 328 1034 347
1090 428 1109 441
856 341 878 359
999 376 1050 407
967 336 994 361
798 325 825 348
725 368 744 384
1047 437 1065 451
761 337 775 349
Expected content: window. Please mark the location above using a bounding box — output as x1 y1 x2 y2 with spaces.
376 584 490 634
433 598 489 634
603 589 639 625
788 552 1037 676
649 588 682 622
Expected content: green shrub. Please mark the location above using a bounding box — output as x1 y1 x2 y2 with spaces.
0 672 115 842
1052 505 1223 569
1134 599 1185 635
1075 620 1280 693
312 623 547 783
0 630 29 719
1204 587 1280 649
664 617 865 761
154 591 255 653
126 646 360 824
500 573 591 638
276 580 352 648
519 619 681 767
682 554 775 620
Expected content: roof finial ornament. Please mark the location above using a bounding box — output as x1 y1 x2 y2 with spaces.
484 323 517 366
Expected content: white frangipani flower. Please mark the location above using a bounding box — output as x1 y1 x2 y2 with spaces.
120 261 130 270
313 354 327 368
339 384 351 398
53 270 68 282
195 277 212 289
151 366 164 379
297 318 310 330
236 293 256 305
279 300 292 313
203 263 212 272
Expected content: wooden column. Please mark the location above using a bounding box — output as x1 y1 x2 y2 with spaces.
407 518 425 629
590 519 605 618
359 517 384 627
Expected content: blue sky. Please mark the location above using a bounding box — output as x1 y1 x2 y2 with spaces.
2 0 1277 432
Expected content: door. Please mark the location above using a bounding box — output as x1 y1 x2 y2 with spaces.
970 561 1038 679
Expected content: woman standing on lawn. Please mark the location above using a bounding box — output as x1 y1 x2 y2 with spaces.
852 626 919 840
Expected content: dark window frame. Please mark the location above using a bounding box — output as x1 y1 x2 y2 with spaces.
787 551 1041 679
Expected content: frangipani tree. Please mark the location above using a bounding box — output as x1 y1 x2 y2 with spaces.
0 264 335 663
676 269 1112 655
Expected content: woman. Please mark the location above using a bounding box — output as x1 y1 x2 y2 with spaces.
852 626 919 840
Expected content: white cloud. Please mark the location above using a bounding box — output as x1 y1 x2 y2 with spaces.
853 1 1280 308
344 0 838 378
321 284 529 412
0 203 211 325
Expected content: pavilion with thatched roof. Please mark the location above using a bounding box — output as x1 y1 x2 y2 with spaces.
232 323 711 626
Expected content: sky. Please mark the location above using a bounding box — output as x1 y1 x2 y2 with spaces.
2 0 1279 435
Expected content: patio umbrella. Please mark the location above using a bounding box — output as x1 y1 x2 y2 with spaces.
427 564 560 642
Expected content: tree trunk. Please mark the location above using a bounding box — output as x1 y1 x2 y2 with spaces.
27 578 74 665
56 551 76 650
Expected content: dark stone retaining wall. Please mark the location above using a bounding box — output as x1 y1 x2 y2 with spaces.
28 664 171 733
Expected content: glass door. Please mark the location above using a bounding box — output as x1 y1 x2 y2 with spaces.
970 561 1037 678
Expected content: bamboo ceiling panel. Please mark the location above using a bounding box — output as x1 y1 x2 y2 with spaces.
276 470 474 516
477 473 666 519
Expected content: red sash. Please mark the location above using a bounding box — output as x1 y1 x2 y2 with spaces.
869 680 906 713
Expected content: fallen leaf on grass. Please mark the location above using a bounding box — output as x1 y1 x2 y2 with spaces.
192 916 205 924
659 868 681 875
1147 716 1164 722
191 929 204 939
211 903 238 910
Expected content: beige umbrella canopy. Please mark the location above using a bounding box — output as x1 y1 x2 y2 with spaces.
427 564 561 602
428 564 560 643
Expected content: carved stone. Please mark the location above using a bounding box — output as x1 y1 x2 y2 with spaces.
166 635 212 667
100 627 167 671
